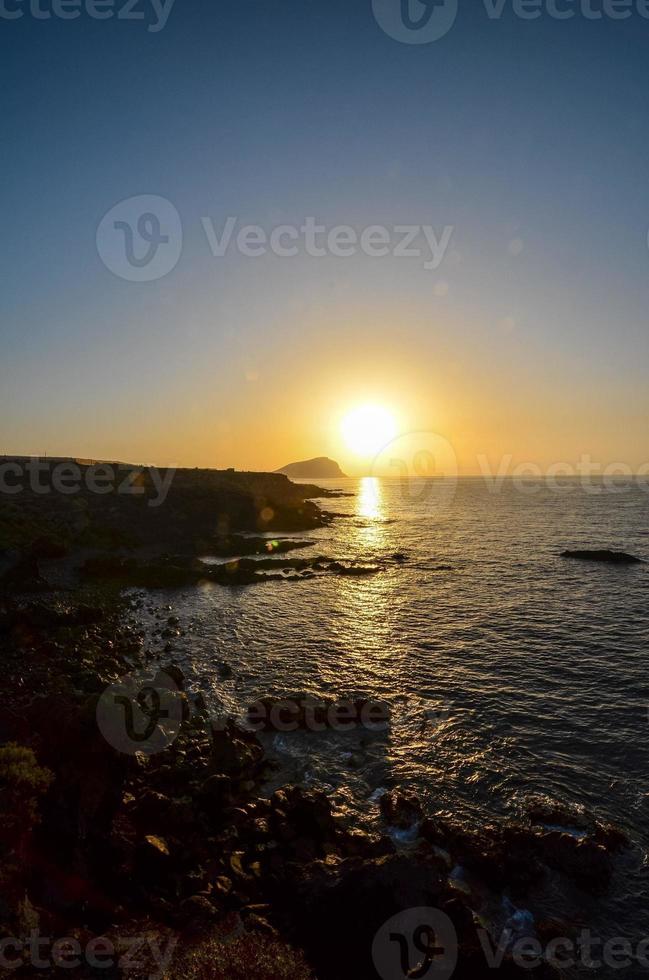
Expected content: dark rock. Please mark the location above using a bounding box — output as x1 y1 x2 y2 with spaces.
214 875 233 898
379 789 423 829
209 719 264 780
131 791 172 831
199 774 233 816
328 561 379 577
526 798 630 853
422 813 616 897
136 834 172 885
420 819 546 894
159 663 185 690
270 786 336 846
275 851 563 979
75 604 105 625
0 555 49 592
561 549 644 564
166 797 199 833
535 832 612 894
178 894 219 929
243 912 278 937
526 798 590 830
593 821 630 852
30 535 69 560
281 854 447 979
338 829 396 859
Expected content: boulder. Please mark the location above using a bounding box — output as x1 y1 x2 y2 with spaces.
209 720 264 780
535 832 612 894
379 789 423 829
136 834 173 886
270 786 337 847
178 894 219 931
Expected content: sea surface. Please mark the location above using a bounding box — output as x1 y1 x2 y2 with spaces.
137 477 649 971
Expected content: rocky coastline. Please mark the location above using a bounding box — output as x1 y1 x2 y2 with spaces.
0 587 634 979
0 469 635 978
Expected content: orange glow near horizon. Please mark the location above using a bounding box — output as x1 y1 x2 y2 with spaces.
13 303 648 477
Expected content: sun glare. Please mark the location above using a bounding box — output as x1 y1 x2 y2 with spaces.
341 404 397 457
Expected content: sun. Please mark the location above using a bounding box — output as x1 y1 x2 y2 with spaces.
341 404 397 457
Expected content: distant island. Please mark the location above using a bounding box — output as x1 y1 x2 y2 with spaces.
276 456 347 479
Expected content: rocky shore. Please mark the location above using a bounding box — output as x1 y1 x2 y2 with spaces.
0 588 633 978
0 470 635 978
0 463 344 560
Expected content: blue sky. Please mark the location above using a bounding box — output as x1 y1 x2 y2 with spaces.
1 0 648 468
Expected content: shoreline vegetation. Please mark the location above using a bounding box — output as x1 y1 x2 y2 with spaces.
0 464 634 978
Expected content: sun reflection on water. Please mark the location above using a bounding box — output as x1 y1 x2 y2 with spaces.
333 477 395 669
358 476 383 520
355 476 387 552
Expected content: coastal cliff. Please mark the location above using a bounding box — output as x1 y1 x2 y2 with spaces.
0 462 339 561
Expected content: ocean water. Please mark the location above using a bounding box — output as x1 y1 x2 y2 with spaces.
137 477 649 962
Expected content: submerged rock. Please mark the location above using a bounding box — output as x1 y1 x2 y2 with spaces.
82 553 382 588
561 549 644 564
526 796 590 831
216 660 234 680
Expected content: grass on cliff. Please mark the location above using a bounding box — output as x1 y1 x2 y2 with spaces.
0 743 53 900
0 743 53 833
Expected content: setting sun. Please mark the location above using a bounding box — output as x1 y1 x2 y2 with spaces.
341 404 397 457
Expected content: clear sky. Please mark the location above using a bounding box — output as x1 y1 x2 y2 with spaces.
2 0 648 474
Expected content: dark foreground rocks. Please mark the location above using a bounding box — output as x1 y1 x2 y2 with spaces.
420 810 626 898
0 594 633 979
